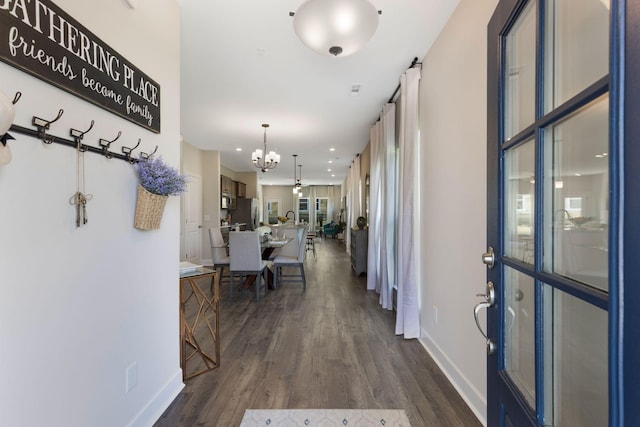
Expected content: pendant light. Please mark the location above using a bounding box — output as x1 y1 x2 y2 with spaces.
292 154 299 194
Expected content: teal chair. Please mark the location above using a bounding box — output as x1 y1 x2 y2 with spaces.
323 222 338 239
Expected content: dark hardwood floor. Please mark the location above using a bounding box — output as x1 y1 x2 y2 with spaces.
156 237 482 426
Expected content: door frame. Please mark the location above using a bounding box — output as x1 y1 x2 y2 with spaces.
620 1 640 424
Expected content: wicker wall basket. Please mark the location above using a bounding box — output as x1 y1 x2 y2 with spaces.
134 185 169 230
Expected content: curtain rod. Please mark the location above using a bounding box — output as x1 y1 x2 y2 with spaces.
387 56 421 104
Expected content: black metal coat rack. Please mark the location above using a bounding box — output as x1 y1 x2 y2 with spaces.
4 92 158 164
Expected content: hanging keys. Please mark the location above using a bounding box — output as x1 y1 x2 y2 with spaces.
70 192 93 227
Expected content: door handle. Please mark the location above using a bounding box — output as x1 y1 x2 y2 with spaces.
473 281 496 355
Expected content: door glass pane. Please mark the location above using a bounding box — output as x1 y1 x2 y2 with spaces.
544 0 609 111
504 0 536 139
316 197 328 226
542 284 608 426
299 198 310 223
505 140 535 263
504 266 536 408
543 95 609 291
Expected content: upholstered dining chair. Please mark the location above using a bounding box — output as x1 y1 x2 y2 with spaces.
268 226 300 260
273 227 308 290
228 231 269 302
208 228 230 293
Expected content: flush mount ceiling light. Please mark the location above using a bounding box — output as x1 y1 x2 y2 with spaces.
252 124 280 173
291 0 380 57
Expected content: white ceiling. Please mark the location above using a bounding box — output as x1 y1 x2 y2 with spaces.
179 0 461 186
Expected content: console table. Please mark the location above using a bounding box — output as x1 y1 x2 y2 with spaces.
179 267 220 380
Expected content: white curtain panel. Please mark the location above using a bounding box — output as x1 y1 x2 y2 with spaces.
309 185 318 230
396 67 421 338
367 121 382 292
346 155 361 254
367 103 396 312
327 185 335 223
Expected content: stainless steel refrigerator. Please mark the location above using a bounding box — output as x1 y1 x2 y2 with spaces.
232 198 259 230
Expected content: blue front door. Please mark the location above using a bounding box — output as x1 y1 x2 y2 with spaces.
484 0 639 425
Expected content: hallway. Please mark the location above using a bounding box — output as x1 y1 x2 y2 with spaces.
156 237 481 426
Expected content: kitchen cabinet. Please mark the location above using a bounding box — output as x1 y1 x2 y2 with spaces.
221 175 233 194
237 181 246 198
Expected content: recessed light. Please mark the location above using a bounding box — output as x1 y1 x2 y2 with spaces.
235 147 242 152
329 147 335 152
331 174 335 177
328 160 333 164
575 173 581 177
327 168 332 172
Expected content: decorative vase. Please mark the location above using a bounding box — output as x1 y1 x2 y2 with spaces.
356 216 366 230
134 185 168 230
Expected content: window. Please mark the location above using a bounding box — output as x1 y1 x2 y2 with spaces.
299 198 309 223
315 197 328 225
266 199 280 224
564 197 583 217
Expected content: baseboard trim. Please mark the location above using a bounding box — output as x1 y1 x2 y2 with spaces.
126 368 184 427
419 330 487 426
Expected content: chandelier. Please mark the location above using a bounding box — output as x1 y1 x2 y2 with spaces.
291 0 380 57
252 123 280 172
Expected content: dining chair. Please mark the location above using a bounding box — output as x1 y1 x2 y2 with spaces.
273 227 308 290
208 228 230 293
228 231 269 302
268 226 300 260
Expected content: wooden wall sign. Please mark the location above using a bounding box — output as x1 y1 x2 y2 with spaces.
0 0 161 133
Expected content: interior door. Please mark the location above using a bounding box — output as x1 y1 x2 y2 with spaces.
183 174 202 263
481 0 620 425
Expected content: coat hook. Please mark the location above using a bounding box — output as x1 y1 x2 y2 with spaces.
122 138 141 164
12 92 22 104
70 120 94 153
70 120 95 140
32 109 64 130
99 131 122 159
139 145 158 160
33 109 64 144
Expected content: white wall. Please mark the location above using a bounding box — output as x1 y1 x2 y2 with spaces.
0 1 182 426
418 0 498 425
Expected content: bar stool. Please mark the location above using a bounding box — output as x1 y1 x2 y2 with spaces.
306 231 316 258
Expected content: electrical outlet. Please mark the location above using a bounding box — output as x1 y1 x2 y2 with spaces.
432 306 438 324
125 362 138 393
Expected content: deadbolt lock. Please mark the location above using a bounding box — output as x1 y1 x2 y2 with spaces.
482 246 495 269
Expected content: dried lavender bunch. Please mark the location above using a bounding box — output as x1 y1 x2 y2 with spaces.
135 157 188 196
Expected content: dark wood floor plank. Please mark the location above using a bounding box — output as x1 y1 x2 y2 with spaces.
155 237 481 427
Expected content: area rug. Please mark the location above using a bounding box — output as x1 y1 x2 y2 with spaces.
239 409 411 426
